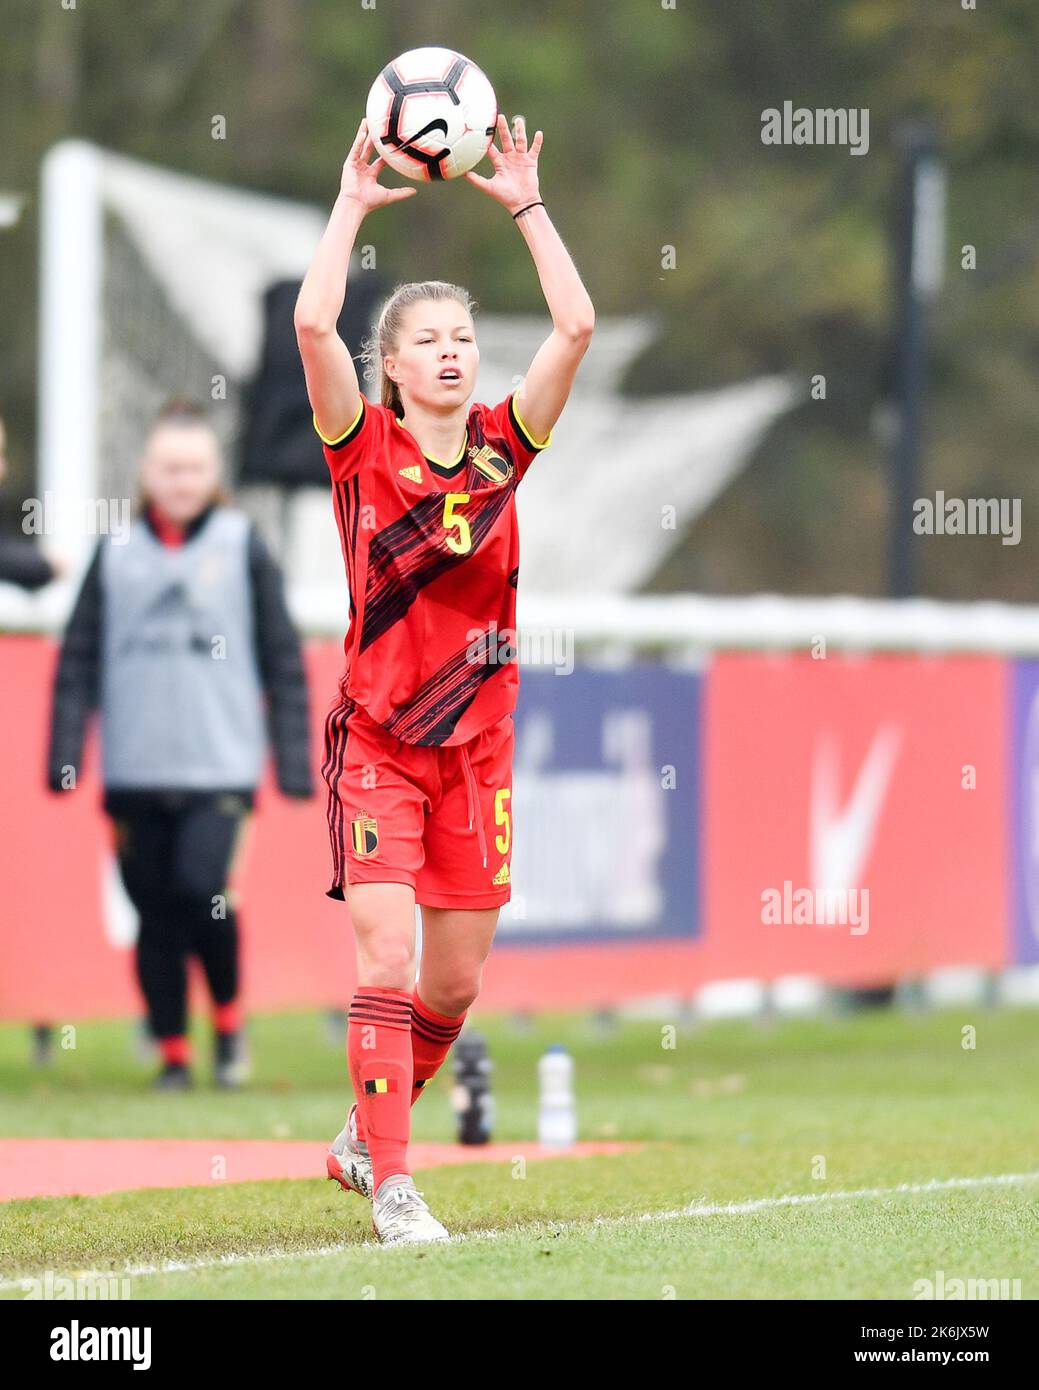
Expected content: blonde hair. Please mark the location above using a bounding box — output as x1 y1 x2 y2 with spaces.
359 280 478 417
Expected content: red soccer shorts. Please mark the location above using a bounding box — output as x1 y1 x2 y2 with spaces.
321 690 515 909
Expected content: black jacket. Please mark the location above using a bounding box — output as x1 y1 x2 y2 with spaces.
47 507 314 797
0 536 54 591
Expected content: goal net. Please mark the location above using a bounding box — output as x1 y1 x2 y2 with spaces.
38 139 328 563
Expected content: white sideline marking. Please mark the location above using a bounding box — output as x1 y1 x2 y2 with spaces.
640 1170 1039 1220
2 1169 1037 1290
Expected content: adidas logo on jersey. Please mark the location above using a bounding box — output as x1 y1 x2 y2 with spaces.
398 464 424 483
492 862 510 885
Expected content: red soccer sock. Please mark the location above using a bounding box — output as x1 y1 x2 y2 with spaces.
212 1001 240 1034
410 991 467 1103
347 987 414 1193
351 991 468 1145
158 1035 191 1066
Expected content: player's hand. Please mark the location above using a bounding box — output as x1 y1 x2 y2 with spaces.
339 118 418 213
42 547 71 580
464 113 543 214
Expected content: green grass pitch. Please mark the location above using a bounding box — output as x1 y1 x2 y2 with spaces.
1 1006 1036 1299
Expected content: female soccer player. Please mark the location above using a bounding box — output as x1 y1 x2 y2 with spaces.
295 113 594 1244
48 401 314 1088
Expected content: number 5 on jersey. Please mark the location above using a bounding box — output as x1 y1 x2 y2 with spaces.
443 493 472 554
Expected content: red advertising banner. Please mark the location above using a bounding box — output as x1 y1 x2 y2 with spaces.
703 652 1009 984
1 638 699 1018
0 637 355 1022
0 640 1011 1021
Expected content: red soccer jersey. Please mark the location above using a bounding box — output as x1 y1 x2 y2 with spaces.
317 390 552 746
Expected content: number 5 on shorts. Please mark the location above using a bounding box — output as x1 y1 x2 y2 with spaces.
494 788 511 854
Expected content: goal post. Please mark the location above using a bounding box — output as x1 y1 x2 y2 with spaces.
38 140 104 566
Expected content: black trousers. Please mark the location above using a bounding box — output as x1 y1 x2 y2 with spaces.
104 789 253 1041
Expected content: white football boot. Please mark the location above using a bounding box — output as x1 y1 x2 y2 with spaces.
372 1175 450 1246
326 1103 374 1200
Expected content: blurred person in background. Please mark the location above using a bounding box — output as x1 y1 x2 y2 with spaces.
0 413 64 590
47 399 314 1089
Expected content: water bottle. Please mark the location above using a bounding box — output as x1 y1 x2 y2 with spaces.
538 1045 576 1147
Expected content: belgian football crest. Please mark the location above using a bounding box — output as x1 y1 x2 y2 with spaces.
350 811 379 856
470 443 513 485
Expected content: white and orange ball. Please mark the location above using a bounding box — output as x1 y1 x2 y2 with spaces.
365 47 497 182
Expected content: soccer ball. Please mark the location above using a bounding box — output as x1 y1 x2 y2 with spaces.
365 47 497 182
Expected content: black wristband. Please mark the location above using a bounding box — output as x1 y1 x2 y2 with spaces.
512 200 545 220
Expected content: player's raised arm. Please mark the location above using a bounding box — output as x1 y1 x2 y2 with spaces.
465 113 595 445
294 119 416 441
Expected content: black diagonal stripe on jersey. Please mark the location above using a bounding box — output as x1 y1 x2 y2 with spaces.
359 486 514 654
383 629 503 745
382 629 491 738
407 659 504 746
